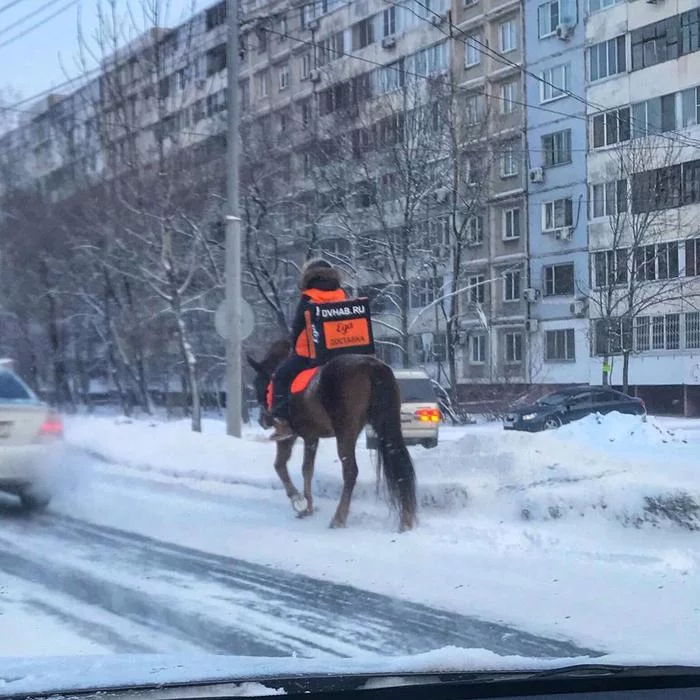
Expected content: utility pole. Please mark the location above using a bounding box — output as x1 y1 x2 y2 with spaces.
225 0 242 437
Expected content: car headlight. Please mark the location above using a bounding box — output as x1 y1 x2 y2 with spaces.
521 413 538 421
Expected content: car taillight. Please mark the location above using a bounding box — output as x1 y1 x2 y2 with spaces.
38 413 63 439
415 408 440 423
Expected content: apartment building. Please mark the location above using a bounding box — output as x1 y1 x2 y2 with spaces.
585 1 700 414
524 0 589 386
451 0 528 390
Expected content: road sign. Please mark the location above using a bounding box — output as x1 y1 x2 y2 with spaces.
215 299 255 341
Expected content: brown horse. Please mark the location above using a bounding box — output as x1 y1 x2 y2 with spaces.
247 339 417 531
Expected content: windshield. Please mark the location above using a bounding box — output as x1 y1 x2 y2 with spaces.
1 1 698 695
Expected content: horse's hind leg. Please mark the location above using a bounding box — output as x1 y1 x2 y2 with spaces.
297 439 318 518
274 438 305 510
330 434 359 529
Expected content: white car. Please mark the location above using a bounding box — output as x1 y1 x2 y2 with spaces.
0 365 63 511
366 369 440 449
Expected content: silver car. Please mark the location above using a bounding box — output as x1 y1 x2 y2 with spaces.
366 369 440 449
0 364 63 511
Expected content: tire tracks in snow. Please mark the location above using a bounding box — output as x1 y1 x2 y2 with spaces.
0 509 600 659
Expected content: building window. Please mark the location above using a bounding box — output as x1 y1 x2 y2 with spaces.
467 215 484 244
631 164 683 213
538 0 575 37
633 242 679 282
542 197 573 231
499 80 517 114
278 64 289 90
588 0 622 13
503 208 520 239
206 2 226 31
589 179 628 218
650 314 681 350
592 107 630 148
468 274 486 304
632 94 676 138
545 328 575 361
499 18 517 52
383 6 396 37
685 238 700 276
258 27 268 52
465 33 482 66
465 93 485 124
542 129 571 166
300 99 312 128
255 70 268 98
501 141 519 177
353 17 374 50
504 332 523 363
279 15 288 41
631 16 680 72
206 44 227 75
681 86 700 127
686 312 700 349
588 36 626 82
300 52 312 79
540 63 570 103
470 334 486 364
503 270 521 302
593 248 628 288
410 278 440 309
543 262 575 296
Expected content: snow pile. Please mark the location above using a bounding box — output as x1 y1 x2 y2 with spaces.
556 411 688 448
65 411 700 531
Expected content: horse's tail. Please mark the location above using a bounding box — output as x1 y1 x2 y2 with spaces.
367 361 417 530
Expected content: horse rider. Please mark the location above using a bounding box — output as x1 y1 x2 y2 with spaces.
268 258 347 441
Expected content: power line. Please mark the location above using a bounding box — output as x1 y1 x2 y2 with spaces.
0 0 26 15
0 0 79 52
392 0 700 152
0 0 68 38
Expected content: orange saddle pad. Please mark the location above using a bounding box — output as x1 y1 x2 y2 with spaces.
266 367 319 411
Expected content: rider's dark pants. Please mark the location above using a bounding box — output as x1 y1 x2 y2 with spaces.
270 354 313 420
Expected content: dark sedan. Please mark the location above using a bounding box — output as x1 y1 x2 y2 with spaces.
503 387 646 432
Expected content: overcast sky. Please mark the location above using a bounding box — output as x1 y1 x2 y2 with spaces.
1 0 203 109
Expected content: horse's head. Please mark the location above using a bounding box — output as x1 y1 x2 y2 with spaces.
247 338 291 428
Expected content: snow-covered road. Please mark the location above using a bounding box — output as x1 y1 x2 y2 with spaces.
3 412 699 663
0 451 594 659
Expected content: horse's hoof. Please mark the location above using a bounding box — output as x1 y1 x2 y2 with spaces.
329 518 346 529
291 495 308 513
296 507 314 519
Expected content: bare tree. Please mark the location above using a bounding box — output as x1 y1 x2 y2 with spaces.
580 131 699 392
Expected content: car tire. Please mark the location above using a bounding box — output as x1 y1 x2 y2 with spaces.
19 491 51 512
542 416 562 431
422 438 438 449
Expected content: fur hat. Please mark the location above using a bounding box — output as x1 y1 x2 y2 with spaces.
299 258 342 291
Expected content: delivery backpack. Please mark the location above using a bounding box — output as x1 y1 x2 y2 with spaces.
302 297 375 363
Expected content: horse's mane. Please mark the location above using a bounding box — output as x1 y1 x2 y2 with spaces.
261 338 291 371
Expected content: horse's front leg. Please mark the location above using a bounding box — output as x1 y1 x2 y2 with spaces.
273 437 302 509
296 438 318 518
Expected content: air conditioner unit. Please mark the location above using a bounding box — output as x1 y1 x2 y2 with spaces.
382 35 396 49
307 18 320 31
570 300 587 317
526 319 539 332
557 226 573 241
431 13 447 26
555 23 572 40
523 287 540 303
309 69 322 83
529 167 544 183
